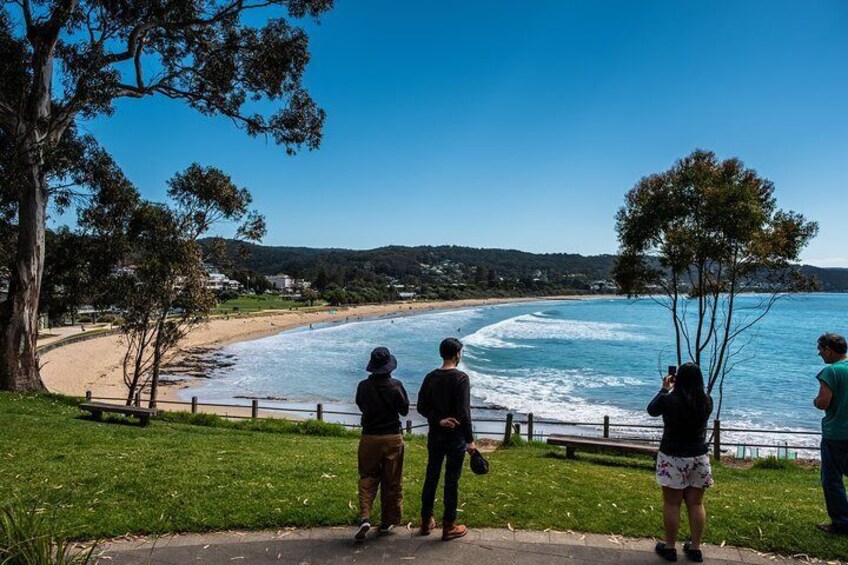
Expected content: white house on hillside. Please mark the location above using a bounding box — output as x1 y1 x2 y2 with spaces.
268 273 294 291
203 264 242 292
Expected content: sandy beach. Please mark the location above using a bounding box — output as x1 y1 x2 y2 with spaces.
40 296 588 412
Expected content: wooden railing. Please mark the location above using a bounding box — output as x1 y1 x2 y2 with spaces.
86 391 821 459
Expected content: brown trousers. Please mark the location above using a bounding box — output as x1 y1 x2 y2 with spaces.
358 434 404 525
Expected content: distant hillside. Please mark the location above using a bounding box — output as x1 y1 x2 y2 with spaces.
801 265 848 292
205 239 848 292
210 240 615 280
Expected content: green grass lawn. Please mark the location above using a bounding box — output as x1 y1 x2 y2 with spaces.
1 394 845 559
212 294 309 314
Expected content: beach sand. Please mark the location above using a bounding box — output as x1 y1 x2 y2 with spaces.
41 296 588 414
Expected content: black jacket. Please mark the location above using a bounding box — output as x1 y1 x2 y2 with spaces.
417 368 474 443
356 374 410 435
647 389 712 457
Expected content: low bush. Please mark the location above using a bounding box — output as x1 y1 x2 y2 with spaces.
752 457 797 471
0 502 96 564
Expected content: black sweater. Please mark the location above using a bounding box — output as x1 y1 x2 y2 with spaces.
647 389 712 457
416 368 474 443
355 374 410 435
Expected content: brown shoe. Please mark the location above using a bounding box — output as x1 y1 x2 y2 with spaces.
442 522 468 541
817 522 848 535
420 516 437 536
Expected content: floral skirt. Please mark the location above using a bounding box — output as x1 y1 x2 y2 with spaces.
656 451 714 489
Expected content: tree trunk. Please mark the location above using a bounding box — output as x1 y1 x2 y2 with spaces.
0 23 65 392
0 171 48 392
148 319 165 409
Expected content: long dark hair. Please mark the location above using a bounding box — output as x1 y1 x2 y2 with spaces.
671 362 712 425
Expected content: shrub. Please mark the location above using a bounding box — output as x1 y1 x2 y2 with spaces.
752 457 796 470
157 410 352 437
0 502 96 564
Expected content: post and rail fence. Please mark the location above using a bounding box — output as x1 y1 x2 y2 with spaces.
84 391 821 460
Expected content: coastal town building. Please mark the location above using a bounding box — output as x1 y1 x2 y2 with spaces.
267 273 295 291
203 265 242 292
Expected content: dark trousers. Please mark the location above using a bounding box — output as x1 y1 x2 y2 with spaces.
421 435 466 524
821 439 848 527
358 434 405 525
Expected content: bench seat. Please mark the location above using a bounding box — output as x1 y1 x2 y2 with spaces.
547 434 658 459
80 402 158 426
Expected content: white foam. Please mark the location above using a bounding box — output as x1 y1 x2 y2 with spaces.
464 366 648 424
463 312 646 350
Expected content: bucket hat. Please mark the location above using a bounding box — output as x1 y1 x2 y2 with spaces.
366 346 397 375
470 448 489 475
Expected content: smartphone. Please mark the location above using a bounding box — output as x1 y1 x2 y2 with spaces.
668 365 677 377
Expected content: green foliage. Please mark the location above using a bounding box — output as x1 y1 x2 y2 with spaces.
612 150 818 413
752 457 798 471
157 410 351 437
0 501 96 564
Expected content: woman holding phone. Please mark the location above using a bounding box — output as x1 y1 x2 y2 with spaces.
647 363 714 563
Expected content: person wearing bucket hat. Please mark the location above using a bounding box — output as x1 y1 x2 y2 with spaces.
417 337 477 541
353 347 409 541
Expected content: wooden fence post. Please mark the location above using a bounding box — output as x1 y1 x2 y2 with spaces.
527 413 534 442
406 420 412 435
191 396 198 414
317 403 324 421
713 419 721 460
85 390 92 402
503 413 514 445
251 399 259 419
134 392 141 407
603 415 610 439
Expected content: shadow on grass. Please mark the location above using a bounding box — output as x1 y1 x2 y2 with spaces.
543 449 655 471
76 414 148 427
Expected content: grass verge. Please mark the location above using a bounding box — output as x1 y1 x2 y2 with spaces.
0 393 843 559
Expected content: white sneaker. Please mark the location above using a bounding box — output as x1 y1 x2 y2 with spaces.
355 520 371 541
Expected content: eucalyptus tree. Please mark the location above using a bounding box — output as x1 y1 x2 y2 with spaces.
115 164 264 407
0 0 332 391
613 150 818 417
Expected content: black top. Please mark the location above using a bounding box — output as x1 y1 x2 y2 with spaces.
647 389 712 457
355 374 410 435
416 368 474 443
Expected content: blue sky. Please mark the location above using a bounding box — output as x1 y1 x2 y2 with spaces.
76 1 848 266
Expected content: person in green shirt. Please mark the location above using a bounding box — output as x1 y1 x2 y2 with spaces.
814 332 848 535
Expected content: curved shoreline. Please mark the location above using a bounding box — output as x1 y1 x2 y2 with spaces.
40 295 600 408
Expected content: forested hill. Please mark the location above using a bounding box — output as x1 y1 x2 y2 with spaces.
215 241 614 280
204 239 848 292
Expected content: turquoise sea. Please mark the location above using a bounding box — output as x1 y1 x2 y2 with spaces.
182 294 845 437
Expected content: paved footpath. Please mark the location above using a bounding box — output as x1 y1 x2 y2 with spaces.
97 527 823 564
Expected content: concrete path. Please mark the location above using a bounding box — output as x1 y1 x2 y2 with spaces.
96 527 819 564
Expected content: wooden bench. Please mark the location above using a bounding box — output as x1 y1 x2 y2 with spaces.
547 434 658 459
80 402 158 426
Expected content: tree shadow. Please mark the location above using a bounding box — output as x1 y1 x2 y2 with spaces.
543 449 655 471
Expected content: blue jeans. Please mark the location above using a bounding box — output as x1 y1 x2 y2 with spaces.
821 439 848 527
421 435 466 523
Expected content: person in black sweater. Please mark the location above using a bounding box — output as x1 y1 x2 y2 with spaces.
353 347 410 541
648 362 714 563
417 337 477 541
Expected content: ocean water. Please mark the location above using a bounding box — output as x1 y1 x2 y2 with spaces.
183 294 846 434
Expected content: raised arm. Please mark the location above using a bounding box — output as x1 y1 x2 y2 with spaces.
647 389 668 417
